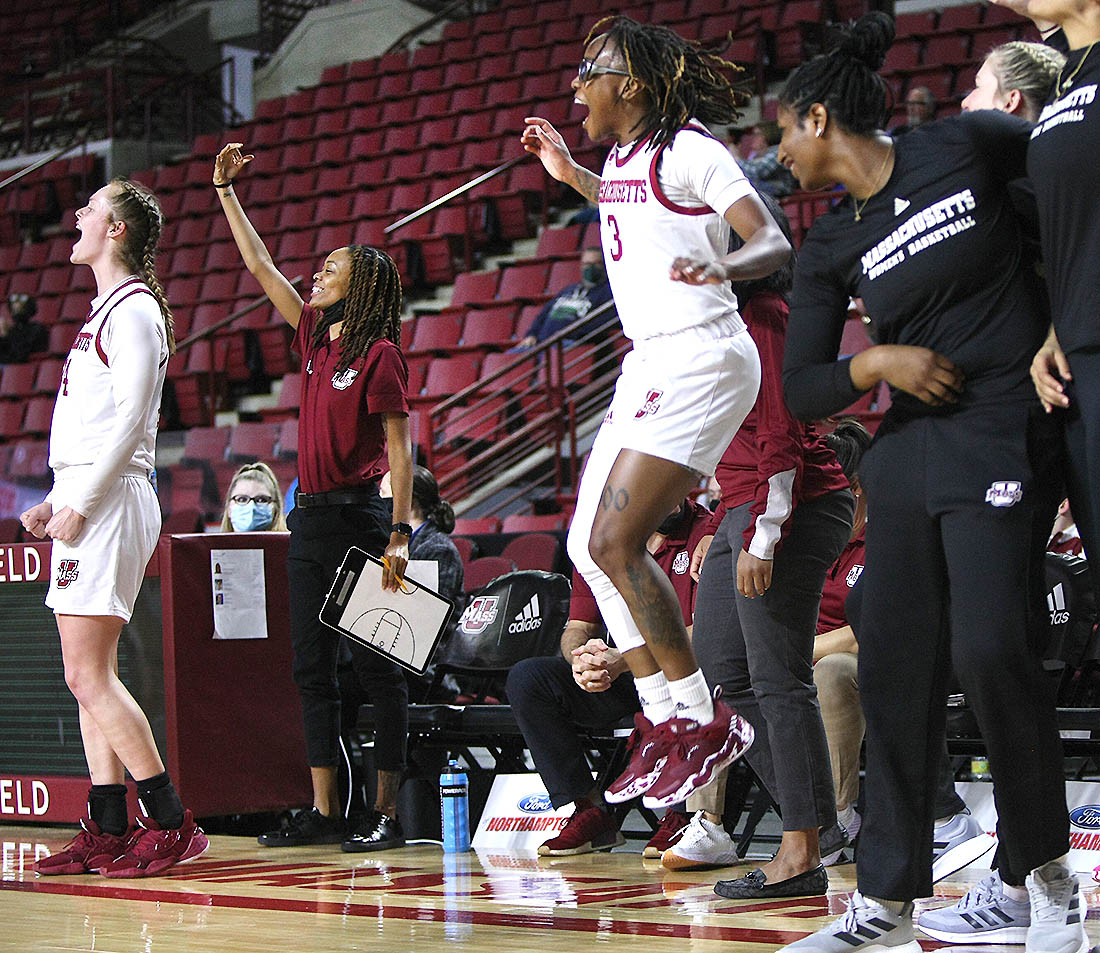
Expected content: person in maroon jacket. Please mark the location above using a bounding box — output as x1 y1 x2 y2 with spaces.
665 196 855 899
214 143 414 853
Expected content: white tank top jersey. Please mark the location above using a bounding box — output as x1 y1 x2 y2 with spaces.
598 119 757 342
49 275 169 517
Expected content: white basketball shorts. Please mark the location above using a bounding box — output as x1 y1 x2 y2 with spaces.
601 314 760 474
46 468 161 621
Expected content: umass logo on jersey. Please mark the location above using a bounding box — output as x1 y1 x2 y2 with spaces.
635 389 664 419
331 367 359 391
56 559 80 588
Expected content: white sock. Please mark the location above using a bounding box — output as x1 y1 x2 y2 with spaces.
635 671 675 724
838 804 860 835
1004 881 1028 903
866 895 911 918
667 670 713 723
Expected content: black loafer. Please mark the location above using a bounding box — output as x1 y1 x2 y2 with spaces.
714 864 828 899
341 811 406 853
257 808 345 847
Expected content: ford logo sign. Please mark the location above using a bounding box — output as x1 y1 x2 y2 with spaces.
1070 805 1100 829
518 794 553 814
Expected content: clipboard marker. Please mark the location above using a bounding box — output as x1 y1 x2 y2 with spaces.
382 556 413 594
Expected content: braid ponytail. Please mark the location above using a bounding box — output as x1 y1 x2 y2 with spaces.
109 178 176 354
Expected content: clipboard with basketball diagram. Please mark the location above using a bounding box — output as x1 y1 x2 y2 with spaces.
319 547 455 675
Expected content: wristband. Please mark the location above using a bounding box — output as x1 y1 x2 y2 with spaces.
213 181 232 189
391 522 412 537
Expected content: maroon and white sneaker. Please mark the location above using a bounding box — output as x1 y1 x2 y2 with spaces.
35 818 132 875
641 697 754 808
538 801 624 856
101 810 209 878
643 809 691 859
604 714 677 804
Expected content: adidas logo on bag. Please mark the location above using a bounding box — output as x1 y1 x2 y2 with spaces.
508 594 543 633
1048 582 1070 626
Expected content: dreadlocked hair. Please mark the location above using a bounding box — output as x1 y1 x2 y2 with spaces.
585 15 749 151
312 244 403 373
108 178 175 354
779 11 895 135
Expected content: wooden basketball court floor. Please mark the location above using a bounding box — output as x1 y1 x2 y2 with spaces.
4 825 1099 953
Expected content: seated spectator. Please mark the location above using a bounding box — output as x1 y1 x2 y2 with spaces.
812 420 995 878
734 122 798 197
380 466 463 602
220 462 287 532
0 293 47 363
730 124 768 161
516 247 613 349
1048 498 1083 556
890 85 936 136
506 498 711 856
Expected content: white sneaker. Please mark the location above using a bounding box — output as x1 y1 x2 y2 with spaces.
1025 859 1089 953
932 810 997 882
918 873 1031 944
779 891 921 953
660 811 740 871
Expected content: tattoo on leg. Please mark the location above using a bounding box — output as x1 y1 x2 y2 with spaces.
624 559 688 654
601 485 629 512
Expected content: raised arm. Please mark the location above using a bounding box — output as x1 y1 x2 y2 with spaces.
521 117 601 204
213 143 304 328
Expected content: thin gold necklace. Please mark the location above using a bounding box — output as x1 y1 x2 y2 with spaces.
1056 40 1097 97
853 142 894 222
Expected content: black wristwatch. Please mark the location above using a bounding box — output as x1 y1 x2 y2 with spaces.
391 522 412 537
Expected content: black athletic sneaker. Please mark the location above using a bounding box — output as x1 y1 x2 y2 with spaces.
342 811 405 852
257 808 344 847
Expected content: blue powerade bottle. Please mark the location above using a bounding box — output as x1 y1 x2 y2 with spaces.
440 760 470 853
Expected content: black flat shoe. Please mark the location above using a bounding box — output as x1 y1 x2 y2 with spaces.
257 808 344 847
714 864 828 899
341 811 406 853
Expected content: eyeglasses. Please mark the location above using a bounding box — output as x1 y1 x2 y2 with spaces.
577 58 631 83
230 494 274 505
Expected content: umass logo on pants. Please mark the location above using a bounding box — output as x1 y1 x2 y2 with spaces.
56 559 80 588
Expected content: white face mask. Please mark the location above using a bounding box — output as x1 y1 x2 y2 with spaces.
229 501 275 532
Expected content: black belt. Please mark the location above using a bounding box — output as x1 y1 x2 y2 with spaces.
294 485 379 509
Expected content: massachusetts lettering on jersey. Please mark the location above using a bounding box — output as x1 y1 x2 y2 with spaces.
598 178 648 203
860 189 977 281
1032 84 1097 138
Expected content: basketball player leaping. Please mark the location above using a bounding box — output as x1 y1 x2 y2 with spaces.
521 16 791 807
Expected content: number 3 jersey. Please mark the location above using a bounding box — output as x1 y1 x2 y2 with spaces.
49 275 168 517
599 120 757 342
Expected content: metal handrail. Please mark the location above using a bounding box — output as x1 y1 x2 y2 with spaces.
0 133 91 193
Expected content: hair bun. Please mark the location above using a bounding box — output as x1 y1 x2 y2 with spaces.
833 11 895 72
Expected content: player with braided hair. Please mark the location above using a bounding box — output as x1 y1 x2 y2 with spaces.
962 40 1066 122
21 179 208 877
214 143 414 852
522 16 791 809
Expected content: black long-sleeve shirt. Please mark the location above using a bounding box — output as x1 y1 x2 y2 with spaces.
1028 41 1100 355
783 112 1045 422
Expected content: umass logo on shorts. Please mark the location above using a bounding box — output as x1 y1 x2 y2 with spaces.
56 559 80 588
635 389 664 418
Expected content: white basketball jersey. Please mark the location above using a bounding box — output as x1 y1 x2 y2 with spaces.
599 120 756 342
49 275 168 516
